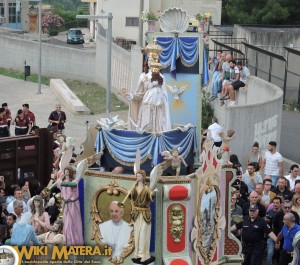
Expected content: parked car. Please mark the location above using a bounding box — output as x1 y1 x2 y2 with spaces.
66 28 85 44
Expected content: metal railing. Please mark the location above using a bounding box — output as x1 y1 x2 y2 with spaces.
208 32 300 107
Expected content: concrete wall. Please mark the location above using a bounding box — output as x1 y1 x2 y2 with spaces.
95 34 143 95
0 34 96 82
211 76 283 168
0 31 141 92
234 25 300 101
234 25 300 57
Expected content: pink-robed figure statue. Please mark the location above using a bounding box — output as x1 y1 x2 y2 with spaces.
51 152 102 246
57 165 83 246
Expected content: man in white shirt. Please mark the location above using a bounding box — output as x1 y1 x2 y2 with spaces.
7 188 27 213
11 200 24 222
227 61 250 106
207 117 223 147
99 201 132 263
242 163 263 192
260 141 283 186
285 164 300 191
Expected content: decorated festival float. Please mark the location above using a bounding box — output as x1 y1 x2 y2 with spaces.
52 8 243 265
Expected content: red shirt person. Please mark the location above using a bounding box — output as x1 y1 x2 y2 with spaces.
12 109 32 136
2 103 12 128
22 103 36 126
0 107 9 137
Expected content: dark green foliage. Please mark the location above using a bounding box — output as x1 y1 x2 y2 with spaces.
43 0 89 30
222 0 299 25
42 0 82 11
202 92 214 129
52 7 88 30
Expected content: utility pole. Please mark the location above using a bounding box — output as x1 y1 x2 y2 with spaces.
29 0 42 94
76 13 113 114
138 0 144 47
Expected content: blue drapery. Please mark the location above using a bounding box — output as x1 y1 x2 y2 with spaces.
202 48 209 87
95 127 197 167
156 36 199 79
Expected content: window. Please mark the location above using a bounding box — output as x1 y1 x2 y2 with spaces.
0 3 4 17
126 17 139 27
9 3 16 23
8 2 21 24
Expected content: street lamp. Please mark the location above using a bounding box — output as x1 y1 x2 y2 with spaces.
29 0 42 94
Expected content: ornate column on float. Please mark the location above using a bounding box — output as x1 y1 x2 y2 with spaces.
217 163 244 264
190 137 243 265
158 178 192 265
191 137 226 265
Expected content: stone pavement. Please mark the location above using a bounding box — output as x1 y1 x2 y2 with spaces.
1 75 127 151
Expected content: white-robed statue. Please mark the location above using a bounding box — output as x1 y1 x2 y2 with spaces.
126 39 171 133
127 62 171 133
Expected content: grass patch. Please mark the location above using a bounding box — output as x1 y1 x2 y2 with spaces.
0 68 128 115
283 98 299 112
0 68 50 85
64 80 128 114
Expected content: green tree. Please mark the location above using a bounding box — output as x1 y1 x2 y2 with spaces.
222 0 298 25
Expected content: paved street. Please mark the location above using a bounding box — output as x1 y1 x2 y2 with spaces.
280 110 300 164
26 28 95 50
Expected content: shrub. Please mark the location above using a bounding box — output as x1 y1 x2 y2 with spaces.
202 91 214 129
42 13 64 34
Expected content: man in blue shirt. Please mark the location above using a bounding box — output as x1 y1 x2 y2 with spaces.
276 213 300 265
10 212 41 247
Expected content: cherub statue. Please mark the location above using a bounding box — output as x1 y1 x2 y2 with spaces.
219 129 235 148
218 129 235 164
161 148 188 177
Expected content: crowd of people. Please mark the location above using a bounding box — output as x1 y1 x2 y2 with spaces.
208 50 250 106
0 102 71 247
0 103 36 137
206 116 300 265
229 141 300 265
0 102 66 138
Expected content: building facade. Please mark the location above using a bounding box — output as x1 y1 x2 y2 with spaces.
88 0 222 43
0 0 29 30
